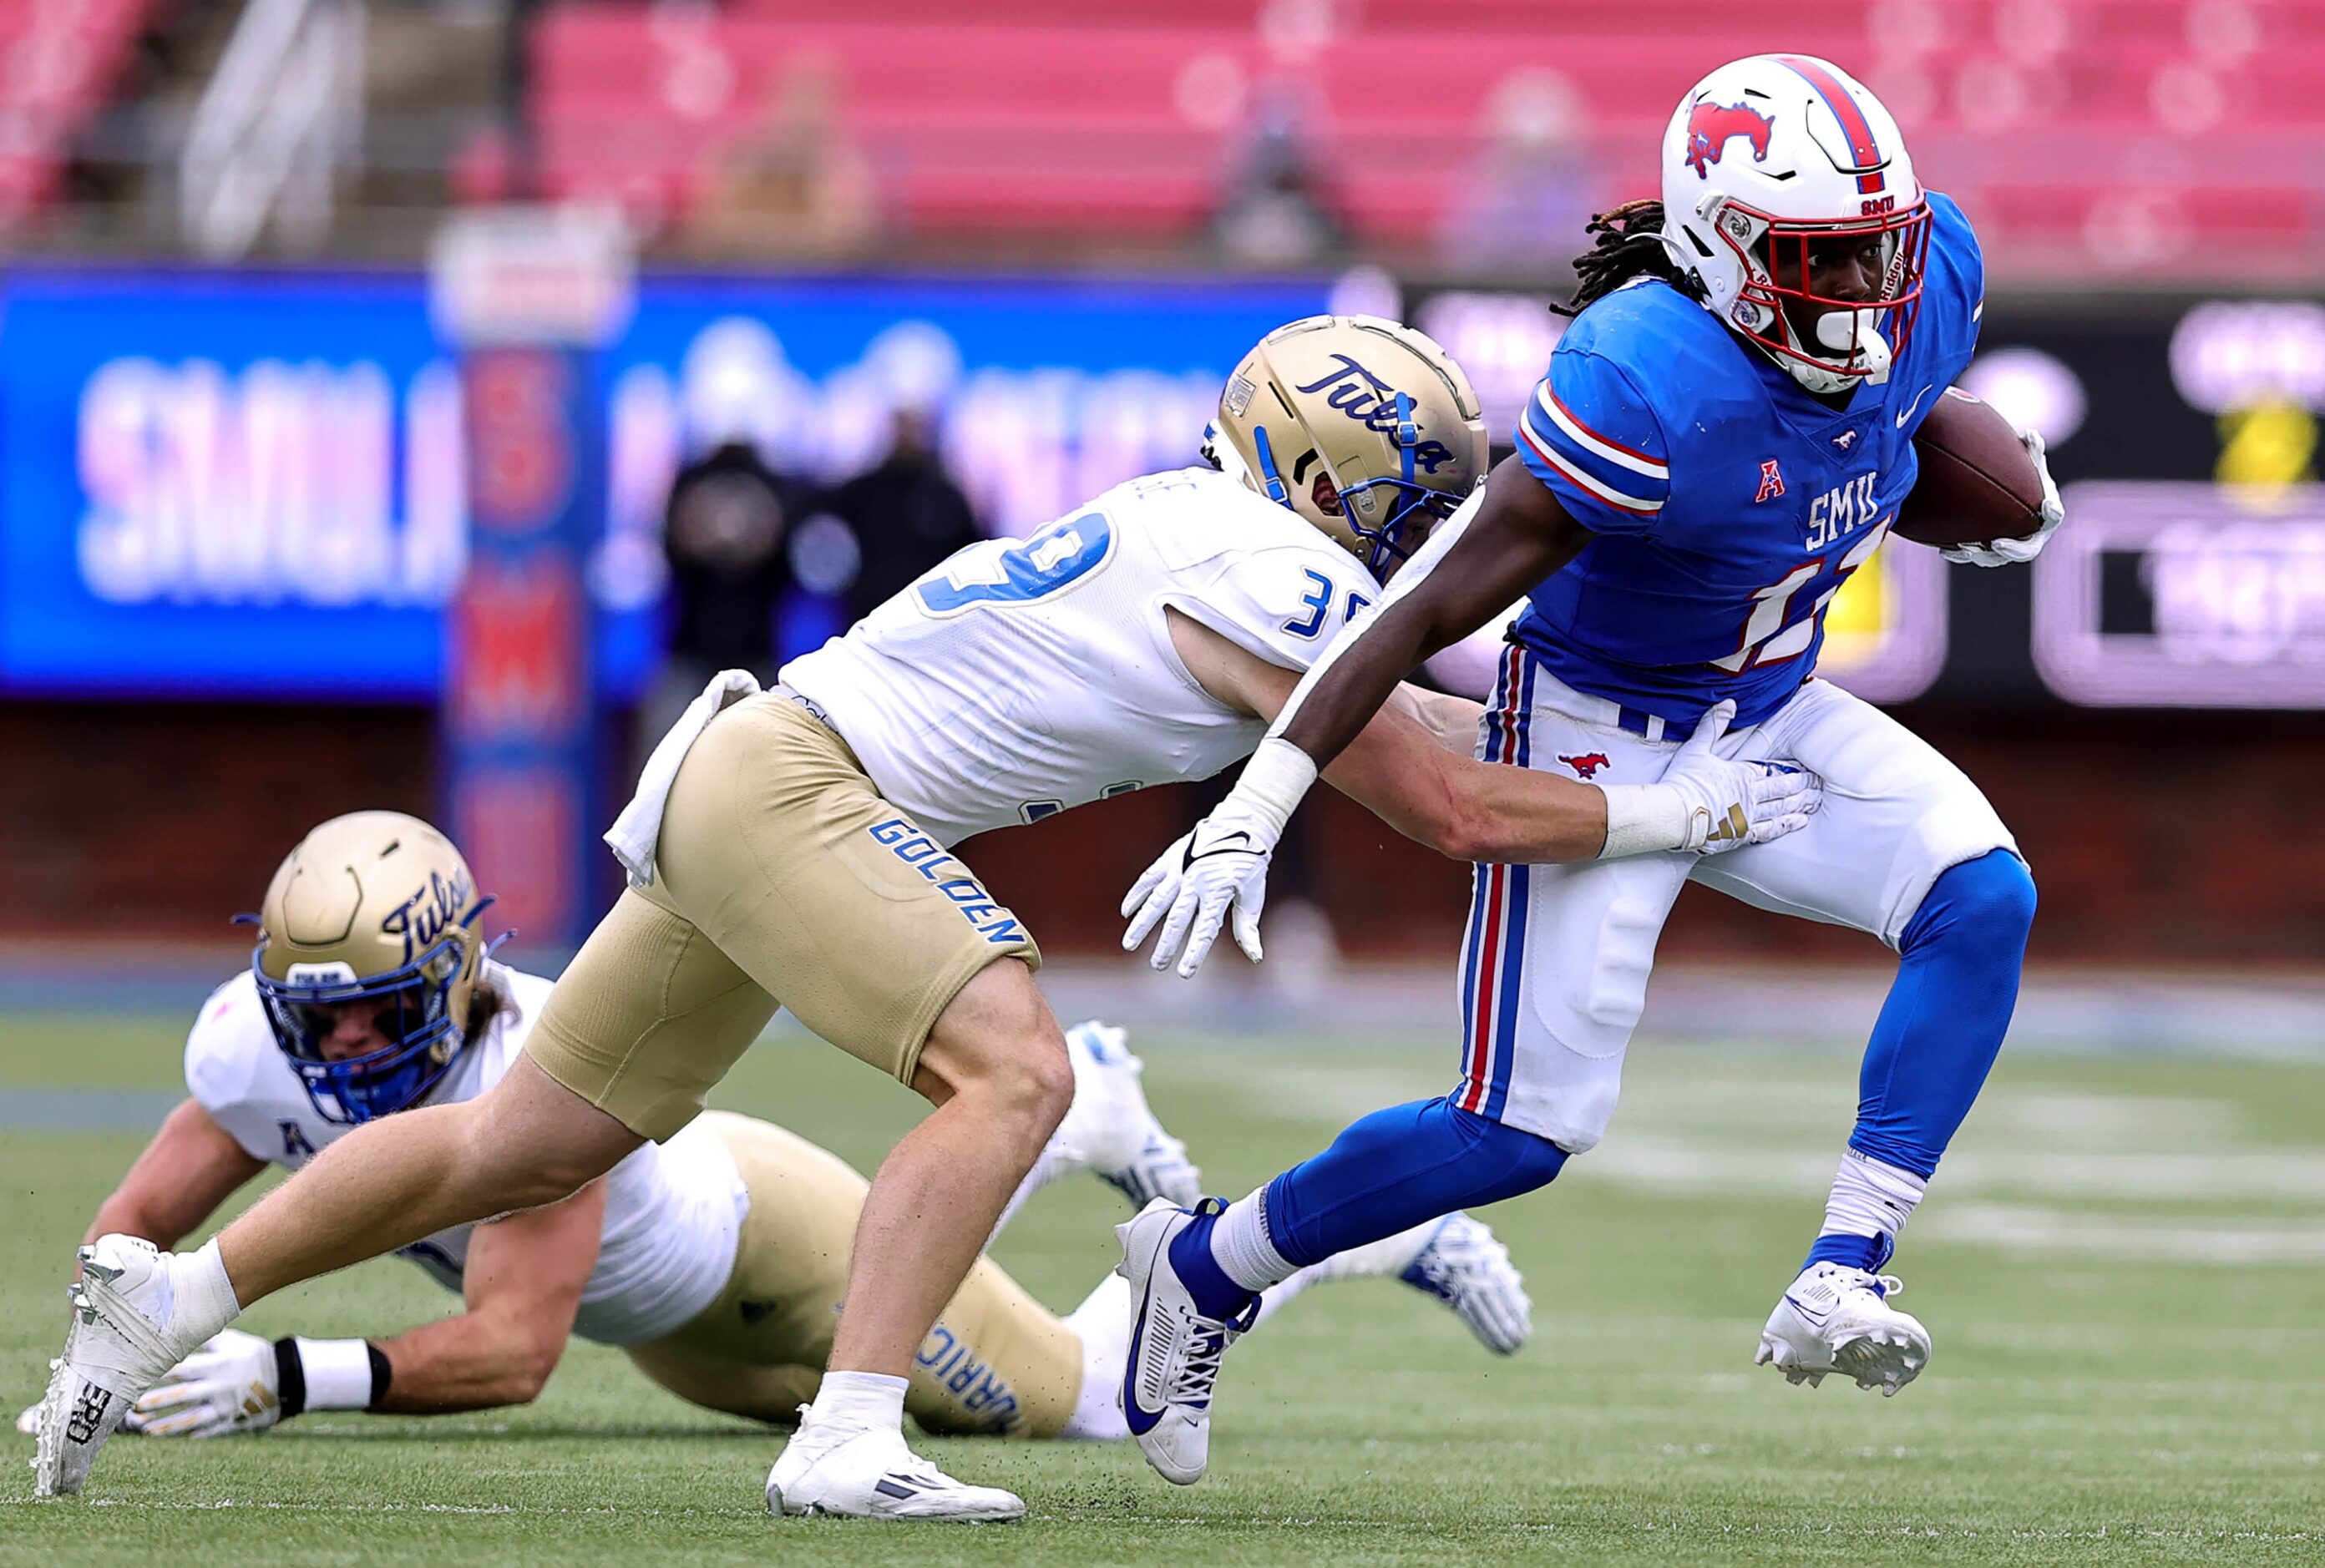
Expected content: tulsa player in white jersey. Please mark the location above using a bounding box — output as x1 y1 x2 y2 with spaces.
38 316 1815 1519
19 812 1526 1449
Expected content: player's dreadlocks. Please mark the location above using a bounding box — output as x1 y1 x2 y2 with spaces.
1553 200 1706 319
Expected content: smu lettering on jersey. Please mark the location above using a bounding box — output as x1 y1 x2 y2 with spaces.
783 466 1379 847
182 965 746 1346
1512 191 1983 727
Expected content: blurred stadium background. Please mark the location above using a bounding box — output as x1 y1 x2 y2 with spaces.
2 1 2323 1556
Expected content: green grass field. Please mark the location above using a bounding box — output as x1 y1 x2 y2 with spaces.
3 1000 2322 1565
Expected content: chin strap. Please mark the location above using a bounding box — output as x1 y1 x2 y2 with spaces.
1250 424 1291 506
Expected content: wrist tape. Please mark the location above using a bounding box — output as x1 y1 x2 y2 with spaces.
274 1337 392 1417
1231 736 1319 838
1595 782 1699 857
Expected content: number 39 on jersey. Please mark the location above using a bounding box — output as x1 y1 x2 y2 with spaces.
914 511 1117 617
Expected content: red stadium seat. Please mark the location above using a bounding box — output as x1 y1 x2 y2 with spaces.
529 0 2325 277
0 0 158 233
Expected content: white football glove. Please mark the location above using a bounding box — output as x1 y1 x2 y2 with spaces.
128 1328 283 1439
1121 802 1279 979
1654 701 1823 856
1122 736 1317 979
13 1399 38 1436
1939 427 2064 568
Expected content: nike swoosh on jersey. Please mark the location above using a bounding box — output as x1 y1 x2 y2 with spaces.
1894 387 1932 428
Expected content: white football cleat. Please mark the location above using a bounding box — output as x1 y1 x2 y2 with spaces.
765 1412 1023 1522
1062 1021 1202 1211
1756 1262 1931 1397
35 1237 227 1495
1395 1213 1532 1356
1116 1197 1257 1486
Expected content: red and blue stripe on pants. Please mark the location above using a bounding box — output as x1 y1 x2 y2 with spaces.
1457 645 1536 1120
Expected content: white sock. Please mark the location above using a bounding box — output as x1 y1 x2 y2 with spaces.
1208 1186 1299 1293
1059 1274 1132 1441
806 1368 908 1434
181 1238 244 1338
1821 1151 1927 1246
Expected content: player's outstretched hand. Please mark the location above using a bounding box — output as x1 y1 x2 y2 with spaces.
1661 701 1823 855
128 1328 283 1439
1940 427 2065 568
1122 807 1279 979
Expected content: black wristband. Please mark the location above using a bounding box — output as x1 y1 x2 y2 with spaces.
271 1337 306 1419
365 1342 393 1409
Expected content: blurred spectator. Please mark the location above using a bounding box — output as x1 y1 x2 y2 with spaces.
830 402 980 624
448 122 519 208
642 434 806 744
1440 69 1597 278
1209 85 1346 269
684 56 878 262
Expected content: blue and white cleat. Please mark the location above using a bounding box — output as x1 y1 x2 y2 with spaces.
1756 1262 1931 1397
1395 1213 1532 1356
1116 1197 1257 1485
1064 1021 1202 1211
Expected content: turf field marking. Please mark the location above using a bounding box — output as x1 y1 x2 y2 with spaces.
1573 1139 2325 1204
9 1500 2319 1545
1918 1203 2325 1264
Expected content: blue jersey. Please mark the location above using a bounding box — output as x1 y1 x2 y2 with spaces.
1509 191 1983 727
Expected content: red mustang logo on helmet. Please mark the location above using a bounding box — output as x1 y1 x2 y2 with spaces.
1684 100 1775 179
1559 752 1611 780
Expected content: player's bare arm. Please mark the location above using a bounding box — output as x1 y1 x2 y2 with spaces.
128 1176 607 1439
369 1179 607 1414
1164 605 1609 864
84 1098 265 1251
1274 455 1592 775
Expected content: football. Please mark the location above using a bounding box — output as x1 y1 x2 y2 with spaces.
1892 387 2046 549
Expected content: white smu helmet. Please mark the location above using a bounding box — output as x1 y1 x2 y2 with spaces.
1659 54 1929 395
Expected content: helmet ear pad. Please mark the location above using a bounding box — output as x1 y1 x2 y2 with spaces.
1306 464 1342 518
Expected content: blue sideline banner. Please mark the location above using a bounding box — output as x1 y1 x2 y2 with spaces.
0 266 1328 700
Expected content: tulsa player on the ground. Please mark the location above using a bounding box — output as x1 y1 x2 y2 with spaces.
37 317 1815 1517
1119 55 2062 1485
18 812 1522 1451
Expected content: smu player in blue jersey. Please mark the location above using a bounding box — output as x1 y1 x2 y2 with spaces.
1114 53 2065 1485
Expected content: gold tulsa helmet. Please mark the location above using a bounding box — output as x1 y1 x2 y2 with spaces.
1208 315 1488 577
249 810 495 1125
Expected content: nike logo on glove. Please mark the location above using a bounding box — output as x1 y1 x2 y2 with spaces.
1183 831 1254 866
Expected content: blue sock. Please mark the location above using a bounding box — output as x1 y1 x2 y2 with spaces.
1846 849 2036 1180
1167 1098 1566 1318
1805 1232 1894 1272
1271 1096 1567 1266
1167 1208 1249 1319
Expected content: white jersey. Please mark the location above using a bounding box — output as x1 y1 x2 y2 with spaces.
783 466 1380 847
185 964 744 1347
